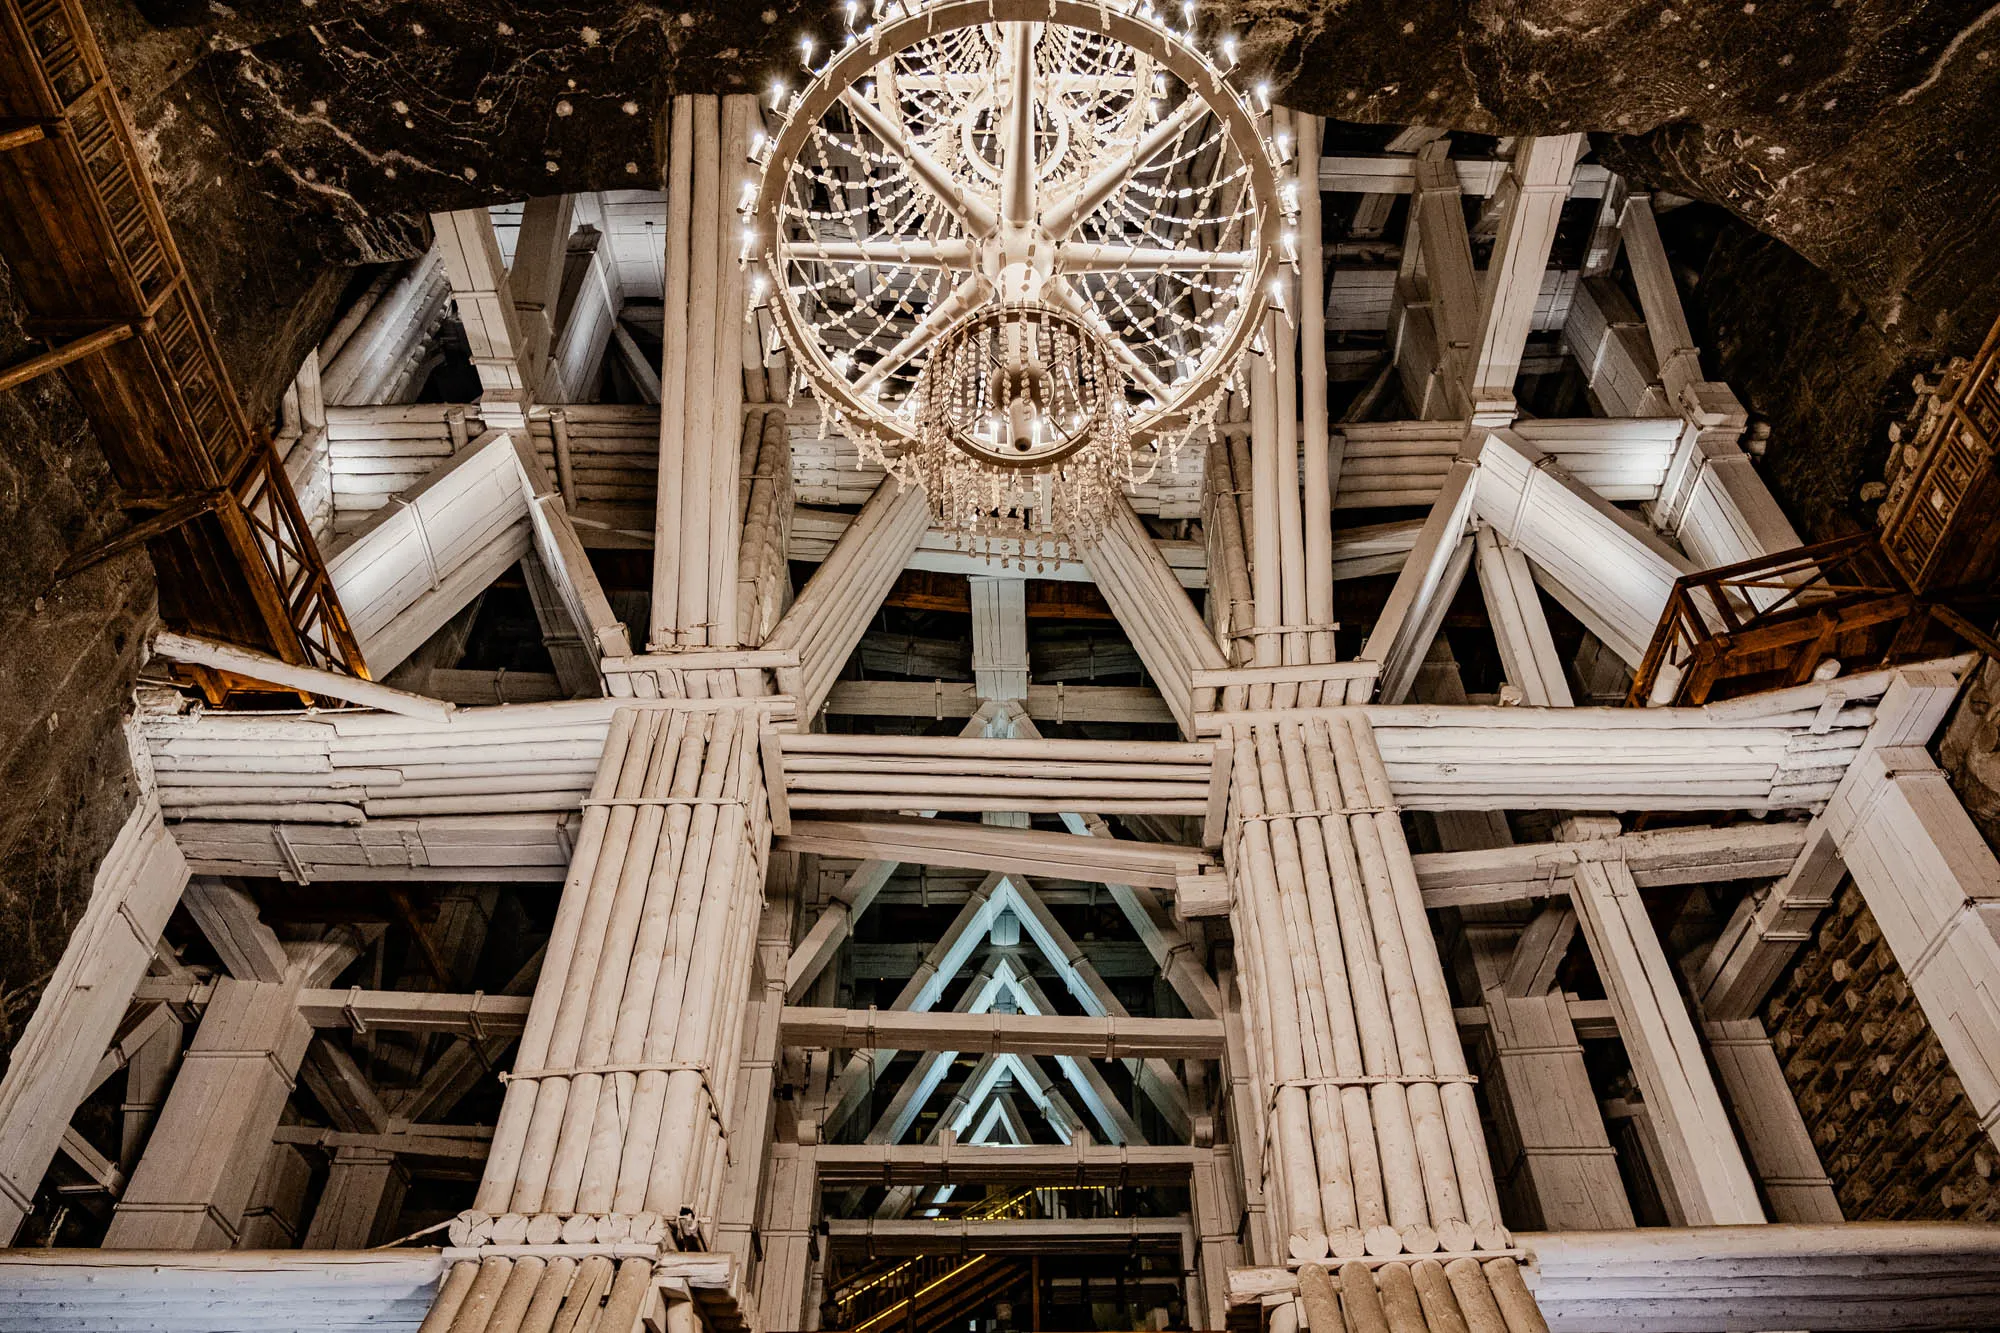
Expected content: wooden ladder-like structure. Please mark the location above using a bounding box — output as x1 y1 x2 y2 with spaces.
0 0 364 688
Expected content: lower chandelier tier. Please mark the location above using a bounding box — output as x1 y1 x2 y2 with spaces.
872 302 1135 555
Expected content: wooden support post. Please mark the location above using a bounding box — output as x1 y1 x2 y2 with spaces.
765 477 932 720
432 209 536 426
1471 426 1695 667
970 575 1031 702
1697 666 1964 1019
1702 1017 1842 1222
1361 454 1478 703
755 1139 818 1330
104 978 314 1248
300 1147 409 1249
1567 834 1764 1224
0 788 187 1242
542 229 622 406
1082 494 1230 736
508 194 575 396
1465 135 1583 417
1472 525 1574 708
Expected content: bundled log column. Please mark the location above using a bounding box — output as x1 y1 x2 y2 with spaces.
651 95 758 652
1222 703 1504 1264
424 695 773 1333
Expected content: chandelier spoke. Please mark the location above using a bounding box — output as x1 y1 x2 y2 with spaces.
781 238 976 270
1045 279 1174 402
1054 242 1254 273
998 23 1039 230
852 272 993 394
840 86 1001 241
1040 94 1209 240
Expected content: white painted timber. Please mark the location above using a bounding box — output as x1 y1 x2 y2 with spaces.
1569 852 1764 1225
324 431 534 677
0 785 187 1242
1521 1223 2000 1332
1471 426 1696 667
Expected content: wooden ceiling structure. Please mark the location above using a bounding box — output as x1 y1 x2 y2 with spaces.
2 9 2000 1333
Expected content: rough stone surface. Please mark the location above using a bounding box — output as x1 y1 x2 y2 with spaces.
0 266 156 1064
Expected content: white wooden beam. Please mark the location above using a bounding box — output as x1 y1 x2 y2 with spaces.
765 477 932 718
103 978 316 1248
152 633 455 722
1567 838 1764 1224
1471 426 1696 667
0 789 187 1242
970 576 1031 702
1562 276 1670 418
1466 135 1585 413
1083 495 1231 736
1361 454 1479 702
542 226 621 406
818 876 1007 1138
324 431 534 678
507 194 574 394
1696 667 1964 1019
431 208 536 426
1473 524 1575 707
1703 1017 1842 1223
1820 727 2000 1142
508 433 632 676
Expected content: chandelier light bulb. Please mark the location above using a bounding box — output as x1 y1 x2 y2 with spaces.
1219 35 1237 65
769 80 786 109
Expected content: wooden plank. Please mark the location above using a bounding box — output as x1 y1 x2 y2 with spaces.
0 792 188 1241
780 1006 1223 1058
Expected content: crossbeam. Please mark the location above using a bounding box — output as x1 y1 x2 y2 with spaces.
781 1007 1223 1059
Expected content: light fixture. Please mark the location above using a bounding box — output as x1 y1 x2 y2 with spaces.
748 0 1293 555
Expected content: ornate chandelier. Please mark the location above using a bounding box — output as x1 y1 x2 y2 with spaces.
746 0 1295 555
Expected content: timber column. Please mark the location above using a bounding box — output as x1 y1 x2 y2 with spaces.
422 692 776 1333
1220 693 1551 1333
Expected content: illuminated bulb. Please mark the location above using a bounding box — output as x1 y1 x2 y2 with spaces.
1219 35 1237 64
739 179 757 209
769 80 786 108
1181 0 1194 19
843 0 858 22
1276 129 1292 160
1255 80 1271 111
799 34 815 66
750 130 767 160
1153 72 1167 95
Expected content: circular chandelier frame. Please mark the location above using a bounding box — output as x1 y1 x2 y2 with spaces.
747 0 1291 455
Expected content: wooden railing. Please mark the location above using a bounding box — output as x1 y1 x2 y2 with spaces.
0 0 363 685
1626 532 1996 706
1880 310 2000 593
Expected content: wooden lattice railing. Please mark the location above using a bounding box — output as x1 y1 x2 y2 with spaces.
1627 532 1998 707
1880 312 2000 594
0 0 364 684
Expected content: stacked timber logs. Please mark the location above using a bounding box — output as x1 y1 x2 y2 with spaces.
773 732 1224 820
418 697 772 1333
1239 1256 1549 1333
736 406 794 647
1083 495 1233 735
1765 881 2000 1221
764 477 932 719
1222 707 1504 1262
651 94 759 652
